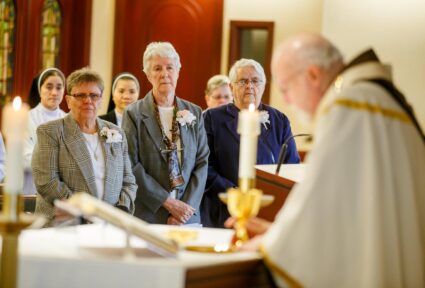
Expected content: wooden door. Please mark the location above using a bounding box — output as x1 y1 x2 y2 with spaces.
113 0 224 108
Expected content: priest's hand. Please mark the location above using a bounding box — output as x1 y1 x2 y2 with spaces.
224 216 272 237
163 197 195 223
239 235 264 252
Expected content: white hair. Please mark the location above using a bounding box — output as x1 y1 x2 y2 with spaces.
296 40 343 71
228 58 266 84
142 42 181 75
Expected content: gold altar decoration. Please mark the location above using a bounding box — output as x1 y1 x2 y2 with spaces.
219 185 270 248
0 193 35 288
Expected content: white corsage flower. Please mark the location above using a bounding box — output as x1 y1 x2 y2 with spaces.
259 110 270 129
176 110 196 128
99 127 123 143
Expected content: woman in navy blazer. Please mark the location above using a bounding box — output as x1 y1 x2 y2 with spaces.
201 59 300 228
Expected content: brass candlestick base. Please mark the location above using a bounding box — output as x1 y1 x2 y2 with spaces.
0 193 36 288
226 187 262 247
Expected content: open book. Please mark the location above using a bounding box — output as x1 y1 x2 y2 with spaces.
55 192 179 257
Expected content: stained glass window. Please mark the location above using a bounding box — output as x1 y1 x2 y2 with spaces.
0 0 15 101
41 0 61 69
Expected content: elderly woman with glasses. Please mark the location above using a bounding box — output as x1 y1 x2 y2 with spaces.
122 42 208 225
201 58 300 228
204 74 233 109
32 67 137 226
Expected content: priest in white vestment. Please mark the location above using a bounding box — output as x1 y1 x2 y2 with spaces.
228 34 425 288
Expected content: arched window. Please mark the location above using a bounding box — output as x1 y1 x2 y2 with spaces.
0 0 15 101
40 0 61 69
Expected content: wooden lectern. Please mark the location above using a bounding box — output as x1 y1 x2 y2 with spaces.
255 164 305 221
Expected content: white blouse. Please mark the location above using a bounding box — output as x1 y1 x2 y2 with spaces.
115 110 123 127
82 132 105 200
24 103 66 168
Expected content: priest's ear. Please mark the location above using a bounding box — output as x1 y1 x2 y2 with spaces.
306 64 323 86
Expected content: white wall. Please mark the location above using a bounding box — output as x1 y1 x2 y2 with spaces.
89 0 115 115
222 0 324 148
322 0 425 130
90 1 425 138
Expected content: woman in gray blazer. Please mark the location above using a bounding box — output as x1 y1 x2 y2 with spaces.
32 67 137 225
122 42 209 225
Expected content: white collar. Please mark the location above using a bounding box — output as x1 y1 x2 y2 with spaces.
37 103 63 117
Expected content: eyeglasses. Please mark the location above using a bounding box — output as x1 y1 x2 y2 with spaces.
70 93 102 101
234 79 263 88
211 95 231 100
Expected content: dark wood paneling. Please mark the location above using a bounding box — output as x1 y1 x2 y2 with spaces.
60 0 92 76
186 259 276 288
114 0 224 108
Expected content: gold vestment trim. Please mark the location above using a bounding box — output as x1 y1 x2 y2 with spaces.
259 244 303 288
323 98 412 124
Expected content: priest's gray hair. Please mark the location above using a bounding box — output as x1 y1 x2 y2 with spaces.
229 58 266 84
296 40 344 71
143 42 181 75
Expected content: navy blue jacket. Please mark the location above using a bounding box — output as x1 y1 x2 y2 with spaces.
99 110 118 126
201 103 300 227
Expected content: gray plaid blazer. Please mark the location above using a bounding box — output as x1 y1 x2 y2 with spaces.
122 92 209 224
32 114 137 221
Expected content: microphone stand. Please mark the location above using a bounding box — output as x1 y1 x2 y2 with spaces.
275 133 312 175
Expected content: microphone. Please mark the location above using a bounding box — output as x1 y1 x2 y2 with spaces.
275 133 312 175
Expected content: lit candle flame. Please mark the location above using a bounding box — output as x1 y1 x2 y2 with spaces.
248 103 255 112
12 96 22 110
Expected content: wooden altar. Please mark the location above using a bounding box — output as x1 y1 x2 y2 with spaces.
256 164 305 221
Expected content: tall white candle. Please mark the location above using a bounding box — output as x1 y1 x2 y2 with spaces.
237 104 260 179
2 96 29 195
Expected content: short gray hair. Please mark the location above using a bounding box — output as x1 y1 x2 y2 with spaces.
142 42 181 75
229 58 266 84
66 67 104 94
205 75 230 96
296 40 343 71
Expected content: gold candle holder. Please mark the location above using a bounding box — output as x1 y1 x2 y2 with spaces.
226 187 263 247
0 193 35 288
238 177 256 192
